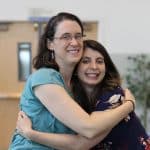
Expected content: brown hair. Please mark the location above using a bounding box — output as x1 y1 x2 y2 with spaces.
33 12 84 70
72 40 121 113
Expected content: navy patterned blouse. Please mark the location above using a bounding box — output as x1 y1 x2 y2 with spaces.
92 87 150 150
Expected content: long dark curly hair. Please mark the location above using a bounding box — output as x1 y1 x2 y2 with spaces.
72 40 121 113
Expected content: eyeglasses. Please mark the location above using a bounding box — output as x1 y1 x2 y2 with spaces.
53 33 86 42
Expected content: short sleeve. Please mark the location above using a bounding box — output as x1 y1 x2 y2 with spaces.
30 68 64 89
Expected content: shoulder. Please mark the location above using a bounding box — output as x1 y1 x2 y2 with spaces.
33 68 60 76
30 68 64 88
100 86 124 100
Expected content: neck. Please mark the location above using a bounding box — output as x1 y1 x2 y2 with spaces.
83 85 94 98
59 63 76 89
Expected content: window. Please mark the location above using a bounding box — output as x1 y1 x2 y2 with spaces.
18 43 31 81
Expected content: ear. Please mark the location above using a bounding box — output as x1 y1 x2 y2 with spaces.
47 39 54 50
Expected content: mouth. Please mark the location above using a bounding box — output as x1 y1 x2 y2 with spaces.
67 48 80 53
85 72 100 78
67 48 81 56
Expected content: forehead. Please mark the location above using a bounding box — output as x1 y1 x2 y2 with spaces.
55 20 82 35
83 47 104 58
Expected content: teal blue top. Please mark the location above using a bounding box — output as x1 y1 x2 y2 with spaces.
9 68 75 150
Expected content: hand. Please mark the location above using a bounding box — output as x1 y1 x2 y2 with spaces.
16 111 32 139
123 88 136 110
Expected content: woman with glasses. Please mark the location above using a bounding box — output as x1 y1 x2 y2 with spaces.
9 12 135 150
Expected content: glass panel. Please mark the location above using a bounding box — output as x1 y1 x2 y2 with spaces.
18 43 31 81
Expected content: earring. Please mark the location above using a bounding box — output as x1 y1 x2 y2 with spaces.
51 50 55 60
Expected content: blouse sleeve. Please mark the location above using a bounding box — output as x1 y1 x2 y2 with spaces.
30 68 64 89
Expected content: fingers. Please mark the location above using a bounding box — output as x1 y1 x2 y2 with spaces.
124 88 135 102
17 111 27 128
18 111 27 119
123 88 136 111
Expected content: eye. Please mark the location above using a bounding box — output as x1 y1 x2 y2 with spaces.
81 58 90 64
75 33 83 40
61 34 71 40
97 59 104 64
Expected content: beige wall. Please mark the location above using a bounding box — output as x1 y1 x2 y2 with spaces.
0 22 38 93
0 98 19 150
0 22 38 149
83 22 98 40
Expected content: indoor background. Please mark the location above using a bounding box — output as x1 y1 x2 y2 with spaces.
0 0 150 149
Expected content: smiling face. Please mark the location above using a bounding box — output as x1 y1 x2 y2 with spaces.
48 20 83 67
77 47 106 90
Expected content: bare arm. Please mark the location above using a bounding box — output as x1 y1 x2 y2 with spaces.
35 85 135 138
27 131 110 150
17 111 110 150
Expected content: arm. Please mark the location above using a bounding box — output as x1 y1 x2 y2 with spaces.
17 111 111 150
35 85 135 138
27 130 110 150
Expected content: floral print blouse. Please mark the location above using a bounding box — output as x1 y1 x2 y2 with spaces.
92 87 150 150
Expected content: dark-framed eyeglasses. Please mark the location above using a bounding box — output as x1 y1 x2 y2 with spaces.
53 33 86 42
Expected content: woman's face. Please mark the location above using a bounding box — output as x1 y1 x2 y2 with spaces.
77 47 106 88
48 20 83 67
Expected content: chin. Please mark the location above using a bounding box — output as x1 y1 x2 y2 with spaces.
87 82 99 86
71 57 81 63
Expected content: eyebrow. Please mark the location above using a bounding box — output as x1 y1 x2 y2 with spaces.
82 56 104 59
62 32 82 35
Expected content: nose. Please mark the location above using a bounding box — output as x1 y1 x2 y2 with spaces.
69 37 79 45
90 61 98 69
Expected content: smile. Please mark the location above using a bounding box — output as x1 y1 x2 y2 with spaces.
67 49 80 54
85 73 100 77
